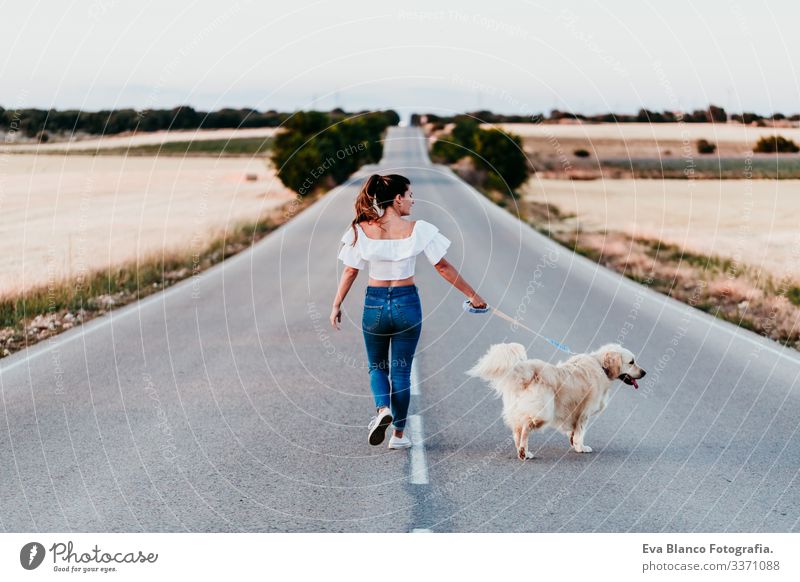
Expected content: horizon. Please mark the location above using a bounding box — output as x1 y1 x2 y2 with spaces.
3 104 796 133
2 0 798 124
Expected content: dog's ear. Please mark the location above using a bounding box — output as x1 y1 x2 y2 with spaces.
601 350 622 380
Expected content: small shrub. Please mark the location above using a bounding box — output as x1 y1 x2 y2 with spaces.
430 139 464 164
573 148 590 158
696 139 717 154
753 135 800 153
787 286 800 306
473 128 530 192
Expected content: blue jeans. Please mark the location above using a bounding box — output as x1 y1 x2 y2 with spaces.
361 284 422 431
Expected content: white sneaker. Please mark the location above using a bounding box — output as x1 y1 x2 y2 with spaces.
388 434 412 449
368 408 393 446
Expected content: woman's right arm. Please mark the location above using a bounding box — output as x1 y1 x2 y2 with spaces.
330 266 359 329
432 257 487 308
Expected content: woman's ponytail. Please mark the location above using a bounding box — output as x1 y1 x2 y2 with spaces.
349 173 410 245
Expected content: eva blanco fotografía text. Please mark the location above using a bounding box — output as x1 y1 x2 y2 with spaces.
642 543 771 557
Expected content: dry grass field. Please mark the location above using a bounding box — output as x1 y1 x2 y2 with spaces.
491 122 800 158
0 127 279 153
522 177 800 282
0 154 294 296
519 176 800 348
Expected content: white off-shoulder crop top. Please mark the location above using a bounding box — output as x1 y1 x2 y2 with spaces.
337 219 451 280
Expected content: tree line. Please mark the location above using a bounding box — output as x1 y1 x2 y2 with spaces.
0 105 381 140
414 105 800 127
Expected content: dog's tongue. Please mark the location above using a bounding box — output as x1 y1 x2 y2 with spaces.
631 378 639 389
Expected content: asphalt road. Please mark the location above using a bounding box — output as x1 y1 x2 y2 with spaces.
1 126 798 532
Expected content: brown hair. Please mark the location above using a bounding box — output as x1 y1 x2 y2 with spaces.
349 173 410 244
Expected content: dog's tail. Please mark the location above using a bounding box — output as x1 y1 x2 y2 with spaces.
466 343 529 397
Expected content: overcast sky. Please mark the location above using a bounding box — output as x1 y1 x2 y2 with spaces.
2 0 798 121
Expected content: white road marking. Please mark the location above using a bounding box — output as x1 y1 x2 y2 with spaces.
409 357 432 530
408 414 429 485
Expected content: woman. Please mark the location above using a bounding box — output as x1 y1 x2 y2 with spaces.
330 173 487 449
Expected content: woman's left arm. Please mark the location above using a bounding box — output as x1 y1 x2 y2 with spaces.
331 267 360 329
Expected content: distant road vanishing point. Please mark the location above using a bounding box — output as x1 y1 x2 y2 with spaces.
1 126 798 533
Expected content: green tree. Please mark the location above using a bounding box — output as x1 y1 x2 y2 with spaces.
753 135 800 153
451 117 479 151
472 128 529 192
430 139 465 163
270 110 397 195
696 139 717 154
707 104 727 123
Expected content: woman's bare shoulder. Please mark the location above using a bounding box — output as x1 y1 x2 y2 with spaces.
358 219 416 238
357 219 379 236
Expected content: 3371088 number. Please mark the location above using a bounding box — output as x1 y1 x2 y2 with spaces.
730 561 779 571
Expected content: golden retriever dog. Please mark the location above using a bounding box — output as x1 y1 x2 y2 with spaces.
466 342 646 461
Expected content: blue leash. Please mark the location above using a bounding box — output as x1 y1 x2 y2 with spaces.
463 299 577 355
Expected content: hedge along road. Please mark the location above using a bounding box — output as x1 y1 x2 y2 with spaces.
0 126 798 532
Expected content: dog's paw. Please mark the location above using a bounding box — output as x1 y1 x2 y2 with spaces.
524 450 534 460
517 447 528 461
574 445 593 453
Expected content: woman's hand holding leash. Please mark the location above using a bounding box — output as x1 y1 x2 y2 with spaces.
468 294 487 309
464 294 490 314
